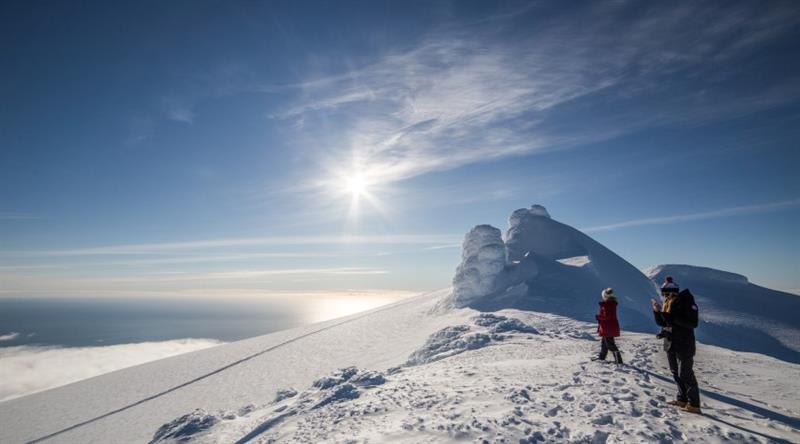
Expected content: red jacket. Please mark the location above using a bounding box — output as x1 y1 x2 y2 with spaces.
596 299 620 337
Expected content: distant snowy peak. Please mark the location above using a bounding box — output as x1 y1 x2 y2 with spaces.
646 264 748 285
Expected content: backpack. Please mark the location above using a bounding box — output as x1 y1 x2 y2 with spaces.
678 289 699 329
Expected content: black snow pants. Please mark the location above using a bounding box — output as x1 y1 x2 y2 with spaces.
599 337 620 362
667 351 700 407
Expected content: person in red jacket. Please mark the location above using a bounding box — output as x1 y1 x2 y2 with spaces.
592 287 623 364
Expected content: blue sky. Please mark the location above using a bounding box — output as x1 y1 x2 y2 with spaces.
1 0 799 298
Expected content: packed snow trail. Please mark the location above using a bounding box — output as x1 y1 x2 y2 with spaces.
152 311 800 443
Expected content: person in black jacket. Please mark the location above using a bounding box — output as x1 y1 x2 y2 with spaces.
652 276 702 414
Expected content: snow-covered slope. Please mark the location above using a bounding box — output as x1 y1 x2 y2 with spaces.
147 312 800 444
647 264 800 364
447 205 658 332
3 207 799 443
4 293 798 444
0 291 470 443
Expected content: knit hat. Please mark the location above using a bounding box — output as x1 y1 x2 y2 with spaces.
601 287 615 300
660 276 679 294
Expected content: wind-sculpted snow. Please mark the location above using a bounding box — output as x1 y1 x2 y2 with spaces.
448 205 657 334
405 314 539 366
150 366 388 444
451 225 508 307
150 409 222 444
649 264 800 364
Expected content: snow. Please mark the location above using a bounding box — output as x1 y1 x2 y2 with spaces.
451 225 509 307
148 311 800 443
2 206 799 443
0 290 469 443
647 264 800 364
448 205 658 334
557 256 591 267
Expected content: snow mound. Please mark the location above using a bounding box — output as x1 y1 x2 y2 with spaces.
648 264 800 364
150 409 220 444
405 315 539 366
448 205 657 333
405 326 490 366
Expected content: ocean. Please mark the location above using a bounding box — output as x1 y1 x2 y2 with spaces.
0 295 403 348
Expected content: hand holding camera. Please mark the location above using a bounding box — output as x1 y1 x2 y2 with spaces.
650 298 661 312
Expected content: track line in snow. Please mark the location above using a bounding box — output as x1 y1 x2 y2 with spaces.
25 295 426 444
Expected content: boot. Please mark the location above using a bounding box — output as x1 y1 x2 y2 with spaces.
590 355 606 362
666 400 687 408
613 351 623 365
682 405 703 415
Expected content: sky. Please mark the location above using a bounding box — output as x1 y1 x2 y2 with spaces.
1 0 799 298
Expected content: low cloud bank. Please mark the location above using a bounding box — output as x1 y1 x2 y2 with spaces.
0 338 223 402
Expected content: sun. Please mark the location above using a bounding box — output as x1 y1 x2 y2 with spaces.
345 174 368 197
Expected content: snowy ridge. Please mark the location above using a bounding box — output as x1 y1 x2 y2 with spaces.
648 264 800 364
646 264 749 285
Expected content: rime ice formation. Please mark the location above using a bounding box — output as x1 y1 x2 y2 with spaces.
648 264 800 363
449 205 658 332
450 225 509 307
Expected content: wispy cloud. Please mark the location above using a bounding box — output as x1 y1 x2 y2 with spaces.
582 198 800 233
3 234 460 258
0 332 20 342
277 2 799 192
0 339 223 401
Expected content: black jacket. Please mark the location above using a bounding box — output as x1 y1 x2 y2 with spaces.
653 289 699 356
